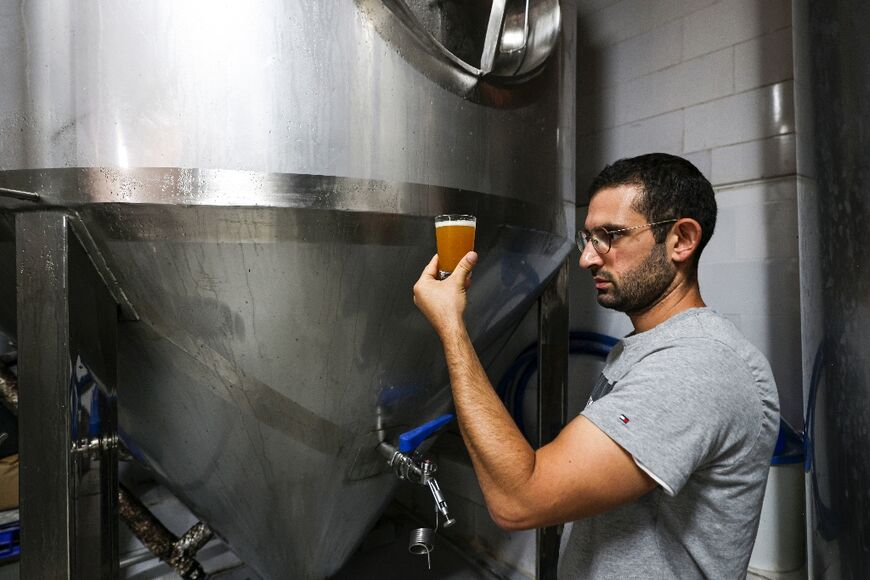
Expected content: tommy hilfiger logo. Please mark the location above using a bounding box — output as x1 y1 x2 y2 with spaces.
618 414 630 424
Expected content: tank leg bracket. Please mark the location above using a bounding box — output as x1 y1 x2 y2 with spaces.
16 211 121 579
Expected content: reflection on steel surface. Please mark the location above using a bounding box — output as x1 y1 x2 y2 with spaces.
0 187 39 202
371 0 561 80
796 0 870 577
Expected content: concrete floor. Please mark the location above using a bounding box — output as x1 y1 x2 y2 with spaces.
0 529 808 580
0 489 504 580
0 479 805 580
118 505 511 579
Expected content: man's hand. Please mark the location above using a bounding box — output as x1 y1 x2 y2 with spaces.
413 251 478 338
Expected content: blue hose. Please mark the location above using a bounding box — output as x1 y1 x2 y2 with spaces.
499 330 618 439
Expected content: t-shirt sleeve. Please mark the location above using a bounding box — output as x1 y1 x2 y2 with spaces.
581 342 753 496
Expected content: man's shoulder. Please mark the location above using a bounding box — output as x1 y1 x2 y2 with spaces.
657 308 737 341
618 312 729 363
613 308 778 408
637 308 767 367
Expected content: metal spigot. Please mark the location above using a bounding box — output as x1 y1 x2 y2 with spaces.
378 442 456 528
421 460 455 527
378 441 422 481
378 414 458 565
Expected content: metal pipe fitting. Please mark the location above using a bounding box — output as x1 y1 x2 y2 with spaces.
118 483 212 579
171 522 214 575
378 442 455 528
378 441 424 483
426 477 456 528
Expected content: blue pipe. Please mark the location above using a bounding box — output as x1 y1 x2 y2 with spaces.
499 330 618 440
398 413 456 453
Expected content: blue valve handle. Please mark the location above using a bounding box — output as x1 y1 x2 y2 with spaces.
398 413 455 453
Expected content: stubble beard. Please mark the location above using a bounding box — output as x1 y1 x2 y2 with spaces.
595 243 676 314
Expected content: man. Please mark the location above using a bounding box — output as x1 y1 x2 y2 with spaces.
413 153 780 578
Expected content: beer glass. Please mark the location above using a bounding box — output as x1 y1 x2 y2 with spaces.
434 214 476 279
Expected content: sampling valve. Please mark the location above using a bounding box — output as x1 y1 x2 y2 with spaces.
378 413 456 528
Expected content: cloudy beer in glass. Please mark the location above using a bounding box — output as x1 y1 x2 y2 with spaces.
435 214 476 280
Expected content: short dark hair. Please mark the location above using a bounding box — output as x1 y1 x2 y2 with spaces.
588 153 717 264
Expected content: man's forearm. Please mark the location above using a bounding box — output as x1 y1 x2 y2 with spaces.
439 325 537 514
412 251 543 525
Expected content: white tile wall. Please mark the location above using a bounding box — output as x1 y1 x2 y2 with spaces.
711 133 797 185
581 0 718 47
578 110 685 187
576 0 618 16
580 1 653 47
618 110 686 157
577 0 799 191
684 81 795 152
579 46 735 132
712 172 799 207
615 47 734 126
735 26 795 92
682 0 791 60
581 19 684 90
700 256 798 314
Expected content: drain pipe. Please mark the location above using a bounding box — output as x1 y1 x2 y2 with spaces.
3 355 213 576
378 413 459 568
118 482 213 579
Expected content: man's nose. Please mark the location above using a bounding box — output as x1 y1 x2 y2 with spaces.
578 240 603 270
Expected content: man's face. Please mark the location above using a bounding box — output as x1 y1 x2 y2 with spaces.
579 184 676 314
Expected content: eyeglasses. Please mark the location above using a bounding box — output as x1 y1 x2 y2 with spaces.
576 219 678 254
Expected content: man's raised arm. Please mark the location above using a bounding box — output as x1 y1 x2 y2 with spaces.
412 252 656 530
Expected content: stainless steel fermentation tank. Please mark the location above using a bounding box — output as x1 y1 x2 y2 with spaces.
0 2 575 578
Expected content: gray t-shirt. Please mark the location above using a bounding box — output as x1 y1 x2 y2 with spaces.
559 308 780 579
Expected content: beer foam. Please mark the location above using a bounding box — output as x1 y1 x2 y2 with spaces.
435 219 476 228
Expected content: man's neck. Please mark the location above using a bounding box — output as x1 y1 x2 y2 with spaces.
628 279 706 334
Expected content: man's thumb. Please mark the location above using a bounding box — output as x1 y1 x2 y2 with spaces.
452 251 478 285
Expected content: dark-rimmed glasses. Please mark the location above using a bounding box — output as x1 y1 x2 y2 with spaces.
576 219 678 254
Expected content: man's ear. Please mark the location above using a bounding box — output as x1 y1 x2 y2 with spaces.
670 218 702 265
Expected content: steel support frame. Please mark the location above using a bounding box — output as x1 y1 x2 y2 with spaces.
535 258 569 580
16 211 119 579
